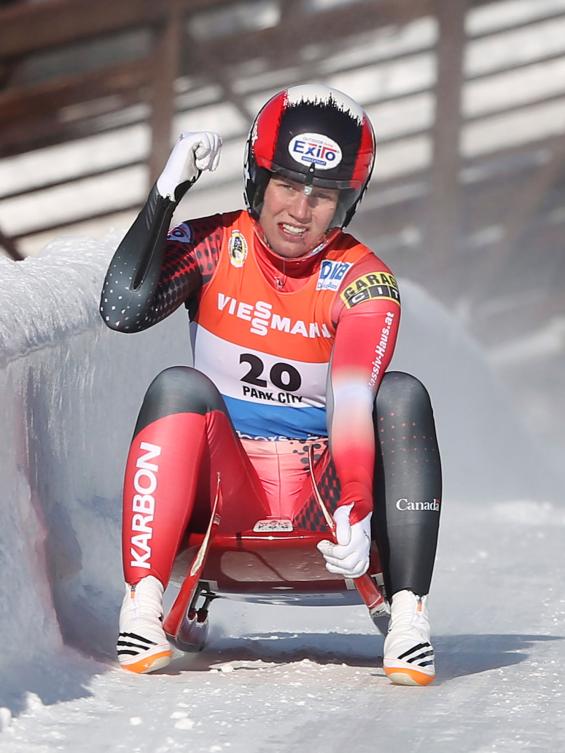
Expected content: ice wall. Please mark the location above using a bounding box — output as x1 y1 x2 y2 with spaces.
0 237 190 710
0 236 558 710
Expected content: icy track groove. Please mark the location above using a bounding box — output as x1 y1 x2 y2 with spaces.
0 238 563 752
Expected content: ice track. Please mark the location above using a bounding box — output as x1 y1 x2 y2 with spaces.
2 501 564 753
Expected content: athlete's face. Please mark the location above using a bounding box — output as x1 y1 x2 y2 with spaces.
259 176 339 258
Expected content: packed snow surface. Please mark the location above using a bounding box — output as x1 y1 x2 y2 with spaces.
0 237 563 752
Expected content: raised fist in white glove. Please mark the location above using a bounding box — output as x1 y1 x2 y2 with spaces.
317 504 372 579
157 131 222 200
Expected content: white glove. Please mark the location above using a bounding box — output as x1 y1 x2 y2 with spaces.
157 131 222 200
317 504 372 579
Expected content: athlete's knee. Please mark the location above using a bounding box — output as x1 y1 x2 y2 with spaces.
376 371 433 420
137 366 226 427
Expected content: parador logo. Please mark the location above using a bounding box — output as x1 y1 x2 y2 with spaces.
229 230 248 268
340 272 400 309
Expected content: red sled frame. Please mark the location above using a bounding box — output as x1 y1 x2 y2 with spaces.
163 473 390 648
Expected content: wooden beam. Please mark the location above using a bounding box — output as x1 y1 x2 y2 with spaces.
0 0 341 59
0 0 435 63
0 160 142 201
184 37 254 128
425 0 468 270
0 0 230 58
0 226 23 261
0 92 146 158
467 49 565 83
148 2 182 184
0 58 151 129
187 0 434 68
469 8 565 41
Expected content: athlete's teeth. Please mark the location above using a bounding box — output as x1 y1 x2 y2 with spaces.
283 224 305 235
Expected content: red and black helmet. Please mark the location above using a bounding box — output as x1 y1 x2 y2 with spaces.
244 84 376 228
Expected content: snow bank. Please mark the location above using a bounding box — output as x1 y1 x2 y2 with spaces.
0 236 558 713
0 237 189 711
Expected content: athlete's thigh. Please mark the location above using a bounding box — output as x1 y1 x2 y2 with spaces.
190 409 271 533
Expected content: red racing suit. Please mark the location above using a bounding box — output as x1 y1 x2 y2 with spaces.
118 209 400 585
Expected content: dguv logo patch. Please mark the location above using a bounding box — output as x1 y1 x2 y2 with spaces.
316 260 352 291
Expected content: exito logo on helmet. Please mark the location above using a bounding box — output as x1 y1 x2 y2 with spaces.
244 84 376 228
288 133 343 170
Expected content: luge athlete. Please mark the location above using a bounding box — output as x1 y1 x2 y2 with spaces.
100 85 442 686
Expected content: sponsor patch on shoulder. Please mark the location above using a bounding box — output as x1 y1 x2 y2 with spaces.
316 260 353 291
229 230 248 268
340 271 400 308
169 222 193 244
